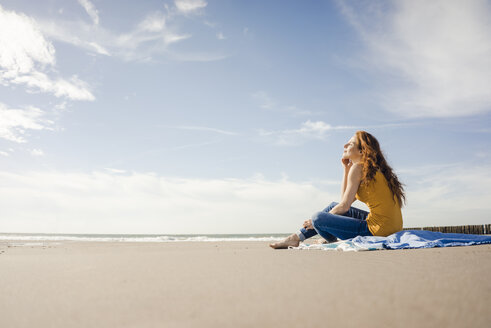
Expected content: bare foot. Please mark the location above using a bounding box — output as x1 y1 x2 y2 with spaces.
269 233 300 249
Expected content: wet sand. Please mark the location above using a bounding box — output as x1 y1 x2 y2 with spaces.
1 241 490 327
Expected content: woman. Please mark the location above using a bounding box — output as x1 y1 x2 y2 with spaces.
270 131 405 249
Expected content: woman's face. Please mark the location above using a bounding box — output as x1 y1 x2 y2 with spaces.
343 135 362 162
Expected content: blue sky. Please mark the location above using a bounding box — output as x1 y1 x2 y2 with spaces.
1 0 490 234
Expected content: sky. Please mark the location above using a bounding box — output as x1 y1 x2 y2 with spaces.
1 0 491 234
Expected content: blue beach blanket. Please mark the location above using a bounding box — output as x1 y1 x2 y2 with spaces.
291 230 491 252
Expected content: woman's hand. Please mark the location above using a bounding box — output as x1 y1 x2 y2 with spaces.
341 157 352 170
303 219 313 230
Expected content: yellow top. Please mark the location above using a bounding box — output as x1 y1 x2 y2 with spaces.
355 170 403 236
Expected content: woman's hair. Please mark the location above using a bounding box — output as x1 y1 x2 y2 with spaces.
355 131 406 207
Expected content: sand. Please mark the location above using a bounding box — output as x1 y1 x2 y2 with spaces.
1 240 490 328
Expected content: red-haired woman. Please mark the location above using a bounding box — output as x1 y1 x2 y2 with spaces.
270 131 406 249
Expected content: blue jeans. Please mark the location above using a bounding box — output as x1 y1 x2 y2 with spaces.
297 202 373 241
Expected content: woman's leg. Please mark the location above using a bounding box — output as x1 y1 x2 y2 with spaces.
270 202 339 249
311 207 372 241
296 202 338 242
341 206 370 221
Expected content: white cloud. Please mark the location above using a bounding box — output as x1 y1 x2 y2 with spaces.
162 33 192 45
0 151 9 157
28 0 226 63
0 170 334 234
338 0 491 118
77 0 99 25
260 120 355 146
104 168 126 174
36 19 110 57
0 103 52 143
38 12 202 62
87 42 110 56
30 148 44 156
54 101 67 110
0 5 95 101
286 121 345 138
217 32 226 40
174 0 207 15
138 12 166 32
260 120 417 146
400 163 491 227
1 163 488 233
10 71 95 101
0 6 55 74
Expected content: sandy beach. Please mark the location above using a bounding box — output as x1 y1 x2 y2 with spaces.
1 240 490 328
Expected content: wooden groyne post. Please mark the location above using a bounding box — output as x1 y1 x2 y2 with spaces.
404 224 491 235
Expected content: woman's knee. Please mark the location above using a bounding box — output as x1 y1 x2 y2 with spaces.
311 211 330 228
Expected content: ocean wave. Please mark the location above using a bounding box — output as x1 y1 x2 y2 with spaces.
0 234 285 243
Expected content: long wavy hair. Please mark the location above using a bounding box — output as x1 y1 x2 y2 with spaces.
355 131 406 207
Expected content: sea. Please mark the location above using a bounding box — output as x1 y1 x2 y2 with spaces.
0 233 288 243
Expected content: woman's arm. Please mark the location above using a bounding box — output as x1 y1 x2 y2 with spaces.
303 163 363 230
332 163 362 215
340 159 351 200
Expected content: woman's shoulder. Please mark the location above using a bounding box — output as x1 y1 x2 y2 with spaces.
349 163 363 180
